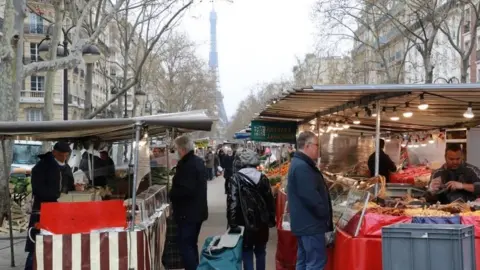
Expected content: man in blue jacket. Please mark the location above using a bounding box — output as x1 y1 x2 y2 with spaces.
287 131 333 270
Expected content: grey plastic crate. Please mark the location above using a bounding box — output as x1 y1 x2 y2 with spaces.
382 224 476 270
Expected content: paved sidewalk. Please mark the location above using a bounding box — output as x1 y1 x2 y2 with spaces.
0 235 28 269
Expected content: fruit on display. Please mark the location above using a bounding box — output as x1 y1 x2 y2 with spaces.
10 175 31 195
265 162 290 178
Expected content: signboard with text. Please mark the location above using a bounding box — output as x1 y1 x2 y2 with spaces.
250 120 297 143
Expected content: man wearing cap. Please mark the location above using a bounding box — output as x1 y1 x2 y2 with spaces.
24 142 75 270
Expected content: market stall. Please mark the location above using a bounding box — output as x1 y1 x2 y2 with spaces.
0 110 213 269
255 83 480 270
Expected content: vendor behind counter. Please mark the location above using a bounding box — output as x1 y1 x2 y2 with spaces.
427 143 480 203
367 139 397 182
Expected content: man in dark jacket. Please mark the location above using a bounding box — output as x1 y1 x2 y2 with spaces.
169 135 208 270
227 149 275 270
368 139 397 182
287 131 333 270
25 142 74 270
204 147 215 181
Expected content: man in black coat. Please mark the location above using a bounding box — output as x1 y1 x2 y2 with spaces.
368 139 397 182
25 142 74 270
169 135 208 270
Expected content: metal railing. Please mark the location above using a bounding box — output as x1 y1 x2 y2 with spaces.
24 24 49 35
20 90 45 98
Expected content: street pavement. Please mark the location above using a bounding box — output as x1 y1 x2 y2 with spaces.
0 176 278 269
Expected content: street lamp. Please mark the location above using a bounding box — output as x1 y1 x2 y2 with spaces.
134 89 146 116
37 26 101 120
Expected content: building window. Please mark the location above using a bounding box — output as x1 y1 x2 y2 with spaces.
30 43 39 62
30 76 45 91
26 108 43 121
29 13 44 34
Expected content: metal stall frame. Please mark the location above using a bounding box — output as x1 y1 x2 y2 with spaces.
0 110 214 267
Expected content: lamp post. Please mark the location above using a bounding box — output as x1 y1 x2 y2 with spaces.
145 99 165 115
134 89 146 116
38 26 101 120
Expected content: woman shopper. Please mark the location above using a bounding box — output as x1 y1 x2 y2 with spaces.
227 149 276 270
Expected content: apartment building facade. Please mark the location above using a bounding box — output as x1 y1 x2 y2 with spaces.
293 54 353 86
21 0 136 121
351 0 462 84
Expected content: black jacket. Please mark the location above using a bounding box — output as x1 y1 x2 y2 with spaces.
227 168 275 247
221 155 235 179
368 150 397 182
170 151 208 223
428 163 480 203
26 152 74 252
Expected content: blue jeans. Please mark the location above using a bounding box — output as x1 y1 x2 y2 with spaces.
177 221 203 270
296 234 327 270
25 252 34 270
243 244 266 270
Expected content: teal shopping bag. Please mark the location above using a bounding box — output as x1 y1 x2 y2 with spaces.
197 227 244 270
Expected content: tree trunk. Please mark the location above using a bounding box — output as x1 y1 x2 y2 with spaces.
424 54 434 83
44 0 64 122
461 58 469 83
84 63 93 118
0 0 22 223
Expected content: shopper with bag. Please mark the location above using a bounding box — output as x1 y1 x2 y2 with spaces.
287 131 333 270
227 149 276 270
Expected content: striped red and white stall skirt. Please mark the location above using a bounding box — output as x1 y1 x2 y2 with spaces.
35 212 167 270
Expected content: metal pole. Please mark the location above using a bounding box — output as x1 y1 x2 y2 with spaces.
2 140 15 267
63 40 68 120
130 122 142 230
124 90 128 118
374 100 381 196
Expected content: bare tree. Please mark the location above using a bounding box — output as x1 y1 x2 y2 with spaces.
439 1 479 83
87 0 195 119
226 79 293 139
314 0 415 84
145 32 216 114
293 52 354 86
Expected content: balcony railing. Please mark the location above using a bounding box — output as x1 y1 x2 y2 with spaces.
24 24 49 35
476 50 480 61
20 90 45 98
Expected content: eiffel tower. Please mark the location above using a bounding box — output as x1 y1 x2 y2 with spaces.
209 2 229 141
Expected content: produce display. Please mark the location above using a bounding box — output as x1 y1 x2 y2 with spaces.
265 162 290 178
390 166 432 186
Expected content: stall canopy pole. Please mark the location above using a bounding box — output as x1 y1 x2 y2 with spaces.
1 139 15 267
130 122 142 230
374 100 381 196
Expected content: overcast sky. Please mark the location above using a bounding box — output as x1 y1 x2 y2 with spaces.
179 0 318 119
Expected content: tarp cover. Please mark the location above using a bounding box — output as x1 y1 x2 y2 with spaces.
0 110 214 142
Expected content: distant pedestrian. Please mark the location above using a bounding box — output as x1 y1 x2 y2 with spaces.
221 148 235 194
170 135 208 270
204 147 215 181
227 149 275 270
287 131 333 270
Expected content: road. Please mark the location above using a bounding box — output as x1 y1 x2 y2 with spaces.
0 176 278 269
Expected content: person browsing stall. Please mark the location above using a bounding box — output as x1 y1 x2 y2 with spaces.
287 131 333 270
169 135 208 270
367 138 397 182
24 142 74 270
428 143 480 203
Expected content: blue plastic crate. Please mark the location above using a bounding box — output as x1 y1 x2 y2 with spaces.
412 216 461 224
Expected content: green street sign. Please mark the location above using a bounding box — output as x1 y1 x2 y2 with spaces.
250 120 297 143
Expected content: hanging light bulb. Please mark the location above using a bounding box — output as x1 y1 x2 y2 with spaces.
418 93 429 110
401 140 407 147
343 122 350 129
371 104 377 117
385 137 391 142
403 102 413 118
413 140 420 148
353 112 361 125
421 139 427 147
390 107 400 121
428 134 435 144
463 102 474 119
